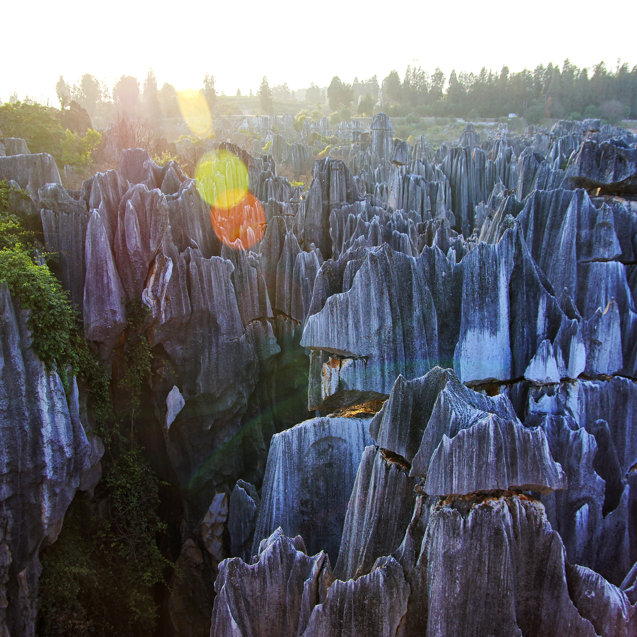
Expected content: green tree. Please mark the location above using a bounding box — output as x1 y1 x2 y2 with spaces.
203 72 216 112
142 68 161 123
358 93 375 116
60 129 102 167
113 75 140 115
447 70 467 113
0 102 64 160
72 74 102 118
159 82 179 118
55 76 71 110
258 76 273 114
272 83 291 100
430 68 446 102
306 82 322 104
327 77 354 111
327 76 344 111
382 70 402 104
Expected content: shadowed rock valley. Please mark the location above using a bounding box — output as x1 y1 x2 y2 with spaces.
1 110 637 637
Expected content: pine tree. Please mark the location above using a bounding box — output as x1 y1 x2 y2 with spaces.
258 76 273 114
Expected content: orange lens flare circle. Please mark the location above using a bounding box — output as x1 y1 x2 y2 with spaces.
210 192 266 250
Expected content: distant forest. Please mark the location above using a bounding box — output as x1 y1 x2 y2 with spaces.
2 59 636 137
24 60 633 124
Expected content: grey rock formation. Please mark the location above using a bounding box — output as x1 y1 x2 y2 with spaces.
228 480 260 562
302 245 439 409
566 563 634 637
211 528 332 637
300 158 360 258
0 285 101 637
369 368 565 495
252 417 372 562
83 210 127 349
370 113 393 164
334 446 417 581
0 153 61 196
114 184 170 299
41 201 89 312
303 227 588 409
0 138 30 156
301 556 409 637
404 493 600 637
566 140 637 195
2 113 634 636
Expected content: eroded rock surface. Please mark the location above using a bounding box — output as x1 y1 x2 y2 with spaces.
0 285 101 637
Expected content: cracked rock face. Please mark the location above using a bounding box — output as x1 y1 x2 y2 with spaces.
2 117 637 636
211 529 333 637
0 285 101 637
252 416 372 562
411 493 599 637
368 368 566 496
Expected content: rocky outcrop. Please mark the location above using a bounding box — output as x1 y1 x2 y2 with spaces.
301 556 409 637
369 368 566 495
303 228 588 408
0 153 61 196
334 446 417 581
299 158 360 258
566 139 637 195
302 245 439 409
83 209 127 349
1 117 635 637
399 493 601 637
0 138 30 156
252 416 372 562
0 285 101 637
210 529 333 637
228 480 260 562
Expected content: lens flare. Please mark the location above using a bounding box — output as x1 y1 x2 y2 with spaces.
210 192 266 249
177 89 213 138
195 150 249 210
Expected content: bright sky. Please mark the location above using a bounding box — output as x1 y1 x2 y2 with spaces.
4 0 636 104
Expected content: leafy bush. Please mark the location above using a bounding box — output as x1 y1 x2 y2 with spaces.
584 104 602 120
60 128 102 167
0 247 77 372
120 299 153 414
0 181 110 409
0 101 65 159
38 448 170 637
357 94 375 117
294 110 311 132
152 151 180 167
524 103 545 125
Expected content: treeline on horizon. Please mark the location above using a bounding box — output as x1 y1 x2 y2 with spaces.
3 59 637 131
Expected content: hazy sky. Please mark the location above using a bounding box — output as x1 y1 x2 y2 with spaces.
4 0 636 104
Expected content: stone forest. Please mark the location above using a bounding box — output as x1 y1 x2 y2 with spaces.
1 77 637 637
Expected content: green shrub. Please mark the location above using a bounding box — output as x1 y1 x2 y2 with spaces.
294 110 311 132
0 247 77 372
60 128 101 167
0 101 65 160
0 181 110 411
121 299 153 413
38 448 170 637
524 103 545 125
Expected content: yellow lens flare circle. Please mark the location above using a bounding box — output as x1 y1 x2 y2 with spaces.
177 89 213 138
210 192 266 250
195 150 249 210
